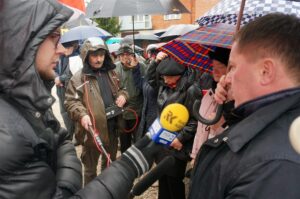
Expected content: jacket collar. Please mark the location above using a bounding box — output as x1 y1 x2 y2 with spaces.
225 88 300 152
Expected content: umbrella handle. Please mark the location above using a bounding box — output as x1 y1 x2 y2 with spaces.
193 100 223 125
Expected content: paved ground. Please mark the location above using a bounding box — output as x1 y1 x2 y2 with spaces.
51 87 190 198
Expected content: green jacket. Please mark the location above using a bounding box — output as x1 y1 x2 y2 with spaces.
65 65 128 147
115 61 147 120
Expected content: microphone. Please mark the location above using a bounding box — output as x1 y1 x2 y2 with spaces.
130 156 176 197
289 116 300 154
148 103 189 146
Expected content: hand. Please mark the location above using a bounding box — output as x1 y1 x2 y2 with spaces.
214 75 228 104
170 138 183 151
190 158 195 168
128 55 139 68
55 76 63 87
155 52 168 63
115 95 126 107
81 115 92 131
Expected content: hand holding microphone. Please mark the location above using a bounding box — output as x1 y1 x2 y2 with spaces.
121 103 189 178
149 103 189 146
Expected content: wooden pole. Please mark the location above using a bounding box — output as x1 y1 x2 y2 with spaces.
235 0 246 33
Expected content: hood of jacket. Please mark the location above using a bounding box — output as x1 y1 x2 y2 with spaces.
80 38 116 73
0 0 73 112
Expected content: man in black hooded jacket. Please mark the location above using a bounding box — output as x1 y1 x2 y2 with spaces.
0 0 163 198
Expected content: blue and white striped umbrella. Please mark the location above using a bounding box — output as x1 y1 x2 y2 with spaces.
197 0 300 27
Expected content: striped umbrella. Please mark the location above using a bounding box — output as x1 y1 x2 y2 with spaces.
159 23 235 73
197 0 300 28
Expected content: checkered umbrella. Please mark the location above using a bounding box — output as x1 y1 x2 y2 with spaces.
197 0 300 27
158 23 235 73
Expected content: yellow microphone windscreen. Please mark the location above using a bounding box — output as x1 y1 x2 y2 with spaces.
160 103 189 132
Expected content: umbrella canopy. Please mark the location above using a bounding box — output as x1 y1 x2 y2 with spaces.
63 14 97 29
197 0 300 27
86 0 189 18
58 0 86 21
159 24 198 42
106 37 122 44
60 25 112 43
107 43 121 53
159 23 235 73
124 34 160 42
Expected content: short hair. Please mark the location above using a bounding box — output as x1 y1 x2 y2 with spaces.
234 13 300 83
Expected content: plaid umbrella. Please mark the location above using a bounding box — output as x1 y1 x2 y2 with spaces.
197 0 300 27
159 23 235 73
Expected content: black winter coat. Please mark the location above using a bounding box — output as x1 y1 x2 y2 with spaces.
146 60 202 161
0 1 151 198
0 0 83 198
189 89 300 199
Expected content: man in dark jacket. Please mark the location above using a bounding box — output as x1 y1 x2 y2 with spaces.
55 40 79 140
0 0 162 198
189 13 300 199
146 53 201 199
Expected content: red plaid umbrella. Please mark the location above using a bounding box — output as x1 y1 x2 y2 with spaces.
158 23 235 73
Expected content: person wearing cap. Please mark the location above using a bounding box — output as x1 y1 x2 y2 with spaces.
190 47 232 163
54 40 80 142
65 37 128 185
144 44 159 65
146 52 201 199
115 45 147 153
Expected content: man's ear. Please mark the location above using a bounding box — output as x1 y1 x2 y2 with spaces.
260 58 276 86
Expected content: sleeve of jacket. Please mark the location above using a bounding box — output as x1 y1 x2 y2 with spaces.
132 63 145 91
64 71 88 121
72 159 136 199
176 83 202 144
145 60 159 89
55 128 82 196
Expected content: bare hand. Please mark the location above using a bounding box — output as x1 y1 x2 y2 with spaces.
128 55 139 68
155 52 168 63
170 138 183 151
54 76 63 87
115 95 126 107
214 75 228 104
81 115 92 131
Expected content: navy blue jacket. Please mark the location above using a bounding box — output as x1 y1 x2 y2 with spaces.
189 89 300 199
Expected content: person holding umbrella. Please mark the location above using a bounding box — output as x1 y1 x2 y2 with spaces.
190 47 232 164
146 52 201 199
189 13 300 199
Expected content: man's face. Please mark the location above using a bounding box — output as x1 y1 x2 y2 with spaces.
88 49 105 69
212 60 227 82
119 52 133 66
35 29 66 80
226 42 261 107
162 75 181 88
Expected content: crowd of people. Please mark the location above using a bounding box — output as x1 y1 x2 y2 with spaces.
1 0 300 199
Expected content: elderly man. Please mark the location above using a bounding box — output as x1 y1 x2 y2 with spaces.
115 45 147 152
65 37 128 185
189 13 300 199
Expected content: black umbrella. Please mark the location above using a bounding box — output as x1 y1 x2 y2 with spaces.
124 34 159 42
86 0 189 52
86 0 189 18
159 24 198 42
